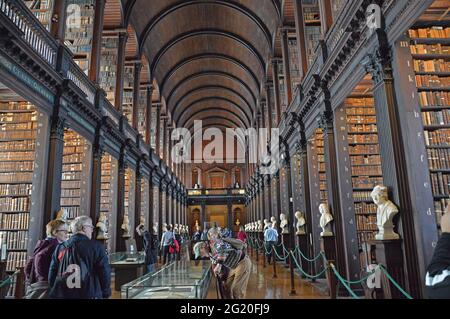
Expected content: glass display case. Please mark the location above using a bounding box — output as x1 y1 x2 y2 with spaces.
109 251 146 291
121 260 212 299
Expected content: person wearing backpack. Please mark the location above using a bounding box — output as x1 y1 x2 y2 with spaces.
136 224 158 273
193 227 251 299
48 216 111 299
24 219 68 299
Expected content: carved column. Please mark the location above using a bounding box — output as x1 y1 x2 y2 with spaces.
265 83 273 131
50 0 68 41
362 29 422 298
293 0 308 79
158 183 164 240
89 0 106 83
155 104 161 156
280 28 293 106
89 126 105 232
114 31 128 111
265 175 272 220
272 60 282 126
145 86 153 145
132 61 142 130
115 150 127 252
134 162 142 249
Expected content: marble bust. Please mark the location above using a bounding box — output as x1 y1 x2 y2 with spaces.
270 216 277 229
295 211 306 235
319 204 333 237
121 214 131 238
96 212 108 240
371 185 400 240
153 222 158 234
257 220 263 232
280 213 289 234
263 219 270 231
162 222 168 232
56 208 68 222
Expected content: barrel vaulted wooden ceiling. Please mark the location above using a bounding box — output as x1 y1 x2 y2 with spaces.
119 0 284 135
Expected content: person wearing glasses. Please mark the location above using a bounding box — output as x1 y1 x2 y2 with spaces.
24 219 68 299
48 216 111 299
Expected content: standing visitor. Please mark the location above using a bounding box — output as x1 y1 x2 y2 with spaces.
160 224 175 264
136 224 158 273
264 223 278 264
24 219 68 299
236 226 247 243
48 216 111 299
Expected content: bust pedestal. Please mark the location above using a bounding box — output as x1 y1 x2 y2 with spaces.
282 234 290 267
372 239 406 299
296 234 308 276
320 236 337 299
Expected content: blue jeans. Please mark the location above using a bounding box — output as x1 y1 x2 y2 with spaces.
146 264 155 274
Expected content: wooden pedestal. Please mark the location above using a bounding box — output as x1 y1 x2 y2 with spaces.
296 234 308 275
282 234 290 267
373 239 406 299
321 236 337 298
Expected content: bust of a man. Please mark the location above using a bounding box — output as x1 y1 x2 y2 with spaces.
295 211 306 235
162 222 168 232
121 214 131 238
263 219 270 231
280 213 289 234
153 223 158 234
319 204 333 237
56 208 68 222
96 212 108 240
371 185 400 240
257 220 263 232
271 216 277 229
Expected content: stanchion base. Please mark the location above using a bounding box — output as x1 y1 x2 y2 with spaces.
289 290 297 296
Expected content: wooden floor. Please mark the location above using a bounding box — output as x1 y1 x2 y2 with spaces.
206 254 329 299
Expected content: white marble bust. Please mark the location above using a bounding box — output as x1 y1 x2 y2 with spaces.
270 216 277 229
319 204 333 237
257 220 263 232
56 208 68 222
280 213 289 234
162 222 168 232
371 185 400 240
96 212 108 240
140 216 146 227
121 214 131 238
263 219 270 231
153 222 158 234
295 211 306 235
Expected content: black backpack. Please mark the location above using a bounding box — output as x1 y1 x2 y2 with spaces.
48 242 89 299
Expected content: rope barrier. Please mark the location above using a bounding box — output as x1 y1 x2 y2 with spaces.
289 250 328 279
329 263 360 299
272 245 290 261
379 265 413 300
295 246 324 263
0 269 20 289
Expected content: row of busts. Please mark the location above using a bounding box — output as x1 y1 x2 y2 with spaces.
162 223 189 235
245 185 401 241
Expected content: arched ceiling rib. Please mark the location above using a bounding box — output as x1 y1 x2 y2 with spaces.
123 0 281 141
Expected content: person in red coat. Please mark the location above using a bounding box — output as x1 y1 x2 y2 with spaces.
236 226 247 243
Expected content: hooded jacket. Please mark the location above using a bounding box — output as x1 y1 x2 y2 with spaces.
25 237 59 283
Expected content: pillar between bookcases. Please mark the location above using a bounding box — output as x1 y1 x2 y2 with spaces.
134 165 142 251
89 128 104 243
115 152 126 253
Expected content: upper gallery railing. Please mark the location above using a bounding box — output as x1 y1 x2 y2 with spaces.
187 188 246 196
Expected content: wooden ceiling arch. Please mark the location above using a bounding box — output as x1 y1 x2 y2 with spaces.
183 111 248 131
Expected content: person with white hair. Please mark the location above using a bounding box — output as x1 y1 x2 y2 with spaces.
48 216 111 299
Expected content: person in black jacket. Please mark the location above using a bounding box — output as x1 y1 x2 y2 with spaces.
48 216 111 299
136 224 158 273
426 208 450 299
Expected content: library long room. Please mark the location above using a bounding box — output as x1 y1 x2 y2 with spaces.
0 0 450 303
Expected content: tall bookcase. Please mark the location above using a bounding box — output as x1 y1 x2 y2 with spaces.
99 36 119 105
409 25 450 229
122 65 134 124
140 177 149 228
345 97 383 259
64 0 95 75
100 153 118 252
0 101 44 297
24 0 54 31
138 89 147 138
60 129 91 225
303 0 321 68
124 168 135 239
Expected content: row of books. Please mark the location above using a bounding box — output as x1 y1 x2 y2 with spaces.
353 191 374 202
0 122 37 132
0 131 36 140
0 152 34 162
410 44 450 55
0 140 35 151
434 199 449 226
60 197 81 206
61 171 83 181
424 129 450 146
99 37 118 105
414 59 450 73
357 231 376 245
0 161 34 172
422 110 450 125
408 27 450 39
0 102 34 111
352 177 383 189
61 188 81 198
0 172 33 183
0 184 32 196
345 98 375 108
351 155 381 165
416 75 450 88
63 154 84 164
356 215 377 231
427 148 450 170
418 91 450 107
430 172 450 196
0 213 29 230
348 124 378 133
0 112 37 123
6 251 27 272
63 146 87 154
354 202 378 215
63 163 83 172
349 144 380 155
59 207 80 219
346 115 377 124
348 134 378 144
0 197 30 212
351 166 382 176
